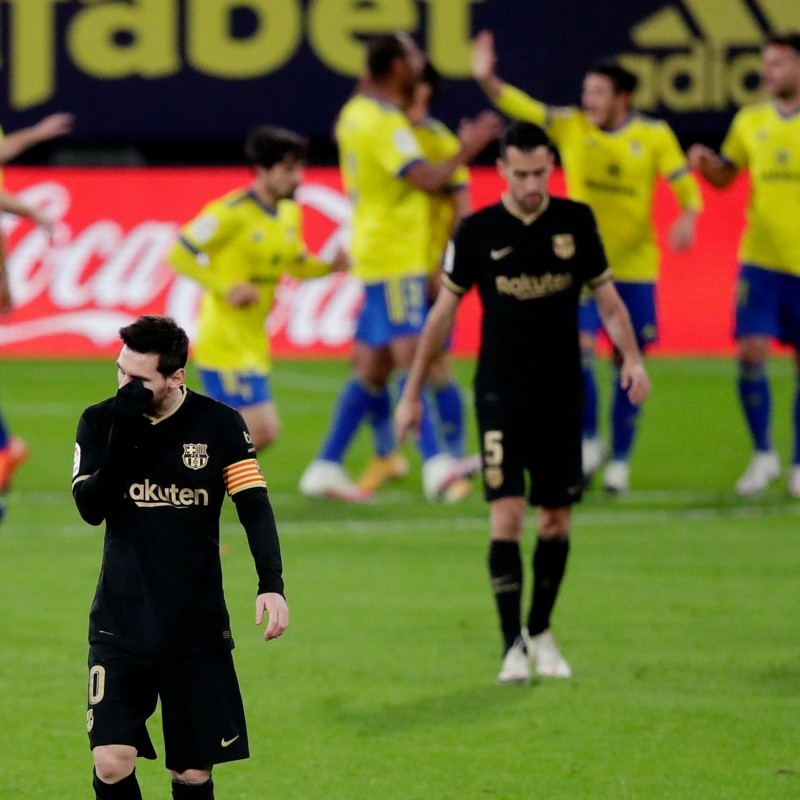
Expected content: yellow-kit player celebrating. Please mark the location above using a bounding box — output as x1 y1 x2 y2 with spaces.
299 34 500 502
357 60 474 497
167 126 347 452
473 31 702 493
689 32 800 497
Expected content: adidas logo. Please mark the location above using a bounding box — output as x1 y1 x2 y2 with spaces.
616 0 800 112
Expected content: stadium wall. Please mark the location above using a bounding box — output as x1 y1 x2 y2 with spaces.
0 165 746 358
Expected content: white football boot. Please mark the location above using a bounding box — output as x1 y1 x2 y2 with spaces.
735 451 780 497
788 465 800 499
581 436 607 481
523 628 572 679
496 636 531 685
299 460 371 502
603 459 630 494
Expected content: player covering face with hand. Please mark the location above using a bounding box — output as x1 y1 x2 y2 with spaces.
72 315 288 800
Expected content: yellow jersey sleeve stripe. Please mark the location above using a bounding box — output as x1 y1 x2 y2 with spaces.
666 165 689 182
398 157 424 177
178 235 201 255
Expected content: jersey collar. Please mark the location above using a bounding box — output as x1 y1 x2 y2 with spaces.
501 193 550 225
246 189 278 217
145 385 187 425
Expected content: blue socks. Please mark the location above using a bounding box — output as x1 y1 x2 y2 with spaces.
432 381 465 458
365 380 465 461
0 405 8 450
611 368 641 460
319 376 448 465
737 361 771 452
319 378 381 462
369 386 396 458
396 374 441 461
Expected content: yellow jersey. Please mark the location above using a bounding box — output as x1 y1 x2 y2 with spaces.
413 117 469 273
336 94 430 283
167 188 329 373
721 102 800 274
495 84 702 282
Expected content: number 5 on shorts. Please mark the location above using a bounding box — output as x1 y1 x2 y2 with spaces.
483 431 504 466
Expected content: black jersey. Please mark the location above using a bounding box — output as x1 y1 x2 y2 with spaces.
442 197 611 399
72 387 282 655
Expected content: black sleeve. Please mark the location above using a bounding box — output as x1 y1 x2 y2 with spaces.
578 204 612 287
233 488 285 597
71 409 141 526
221 406 284 596
441 216 478 295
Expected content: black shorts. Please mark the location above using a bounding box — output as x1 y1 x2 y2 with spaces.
87 643 249 771
475 394 583 508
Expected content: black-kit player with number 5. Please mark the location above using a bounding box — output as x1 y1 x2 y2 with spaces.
72 315 289 800
395 123 650 685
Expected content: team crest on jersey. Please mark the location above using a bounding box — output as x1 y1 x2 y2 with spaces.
552 234 576 260
182 443 209 470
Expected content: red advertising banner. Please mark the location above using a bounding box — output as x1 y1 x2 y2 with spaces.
1 165 745 358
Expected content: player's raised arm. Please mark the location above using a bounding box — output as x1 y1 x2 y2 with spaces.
472 30 504 100
404 111 502 193
687 143 738 189
0 112 74 163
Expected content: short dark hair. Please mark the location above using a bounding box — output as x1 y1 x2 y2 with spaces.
500 122 552 159
366 34 408 80
119 316 189 376
587 60 638 94
765 32 800 54
244 125 308 169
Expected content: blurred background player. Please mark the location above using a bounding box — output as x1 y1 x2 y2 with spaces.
167 125 348 453
357 60 474 497
688 32 800 497
299 34 501 502
395 122 650 683
472 31 701 493
0 112 73 518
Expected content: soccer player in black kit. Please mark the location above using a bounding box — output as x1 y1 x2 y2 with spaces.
72 315 289 799
396 123 650 684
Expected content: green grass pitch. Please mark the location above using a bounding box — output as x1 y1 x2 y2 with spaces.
0 356 798 799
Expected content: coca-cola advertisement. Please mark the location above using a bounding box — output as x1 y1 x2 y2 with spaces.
1 166 743 358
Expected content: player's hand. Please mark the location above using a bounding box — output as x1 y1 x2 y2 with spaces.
686 143 716 171
458 110 503 161
619 360 651 406
33 112 74 142
256 592 289 641
471 30 497 82
112 379 154 418
329 248 350 272
394 395 423 444
227 282 260 307
667 210 696 252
